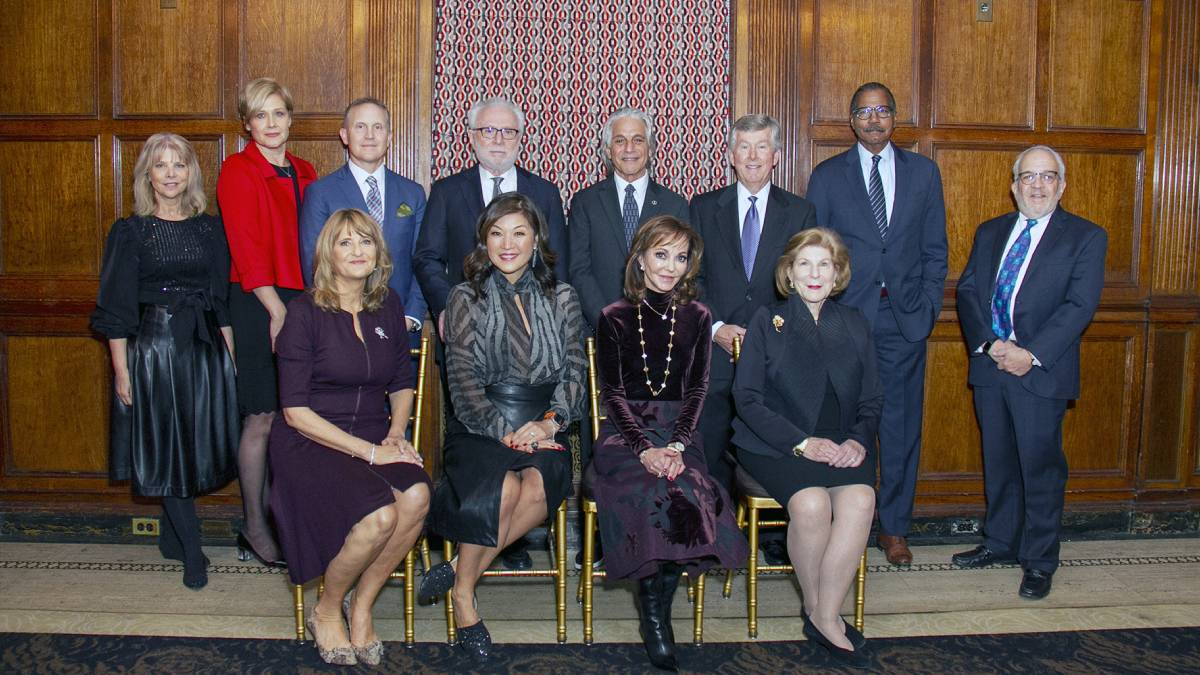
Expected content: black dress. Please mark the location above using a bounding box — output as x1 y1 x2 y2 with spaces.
91 214 239 497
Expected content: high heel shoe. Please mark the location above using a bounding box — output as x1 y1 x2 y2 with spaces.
306 615 357 666
418 561 455 604
842 618 866 650
456 620 491 662
803 614 868 667
342 592 384 666
236 531 286 568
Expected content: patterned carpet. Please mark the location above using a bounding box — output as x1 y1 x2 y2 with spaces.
2 627 1198 674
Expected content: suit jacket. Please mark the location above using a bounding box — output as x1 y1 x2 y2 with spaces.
568 175 689 328
690 183 816 380
956 208 1107 400
414 164 567 316
806 144 948 341
731 299 882 458
298 163 428 323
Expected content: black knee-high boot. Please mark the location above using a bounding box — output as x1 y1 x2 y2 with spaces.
658 562 685 646
637 566 679 672
162 497 207 590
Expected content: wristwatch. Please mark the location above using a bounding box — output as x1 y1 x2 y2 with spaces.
666 441 685 455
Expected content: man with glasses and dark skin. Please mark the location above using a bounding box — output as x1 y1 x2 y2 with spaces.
414 96 567 571
953 146 1105 599
806 82 948 566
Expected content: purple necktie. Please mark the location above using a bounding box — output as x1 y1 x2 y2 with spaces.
991 218 1038 339
741 195 760 280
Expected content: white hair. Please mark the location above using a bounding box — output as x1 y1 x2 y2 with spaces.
1012 145 1066 181
466 96 526 133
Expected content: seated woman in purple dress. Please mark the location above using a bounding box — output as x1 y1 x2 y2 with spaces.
591 216 748 672
268 209 431 666
732 228 881 666
419 193 585 663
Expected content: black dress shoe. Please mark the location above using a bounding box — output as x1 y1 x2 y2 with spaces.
802 614 869 667
760 538 790 566
1019 569 1053 599
951 545 1017 569
842 618 866 650
456 620 491 662
500 543 533 571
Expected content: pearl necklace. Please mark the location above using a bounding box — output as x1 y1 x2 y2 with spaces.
636 297 677 397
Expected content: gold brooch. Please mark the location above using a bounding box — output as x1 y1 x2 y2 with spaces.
772 315 785 333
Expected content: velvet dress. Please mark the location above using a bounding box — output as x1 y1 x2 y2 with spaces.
591 291 748 581
267 290 431 584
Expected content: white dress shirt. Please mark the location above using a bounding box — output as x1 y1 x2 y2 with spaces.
613 172 649 215
479 165 518 205
348 160 387 212
856 142 895 221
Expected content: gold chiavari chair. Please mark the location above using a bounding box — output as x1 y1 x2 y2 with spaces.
291 336 434 645
577 337 708 645
720 335 868 638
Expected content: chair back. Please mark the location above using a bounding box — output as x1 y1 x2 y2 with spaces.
585 336 603 442
409 336 431 454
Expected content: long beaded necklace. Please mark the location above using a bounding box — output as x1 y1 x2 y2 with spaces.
636 296 678 397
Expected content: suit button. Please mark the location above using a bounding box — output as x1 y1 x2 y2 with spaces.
745 294 752 301
881 248 888 254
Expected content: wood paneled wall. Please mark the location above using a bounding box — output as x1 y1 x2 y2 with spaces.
0 0 435 506
733 0 1200 512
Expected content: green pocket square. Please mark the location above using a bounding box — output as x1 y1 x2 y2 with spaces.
396 203 413 217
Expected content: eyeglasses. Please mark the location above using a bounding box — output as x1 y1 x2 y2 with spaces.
1016 171 1060 185
852 105 894 120
472 126 520 140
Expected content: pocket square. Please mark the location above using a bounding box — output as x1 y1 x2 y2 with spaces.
396 203 413 217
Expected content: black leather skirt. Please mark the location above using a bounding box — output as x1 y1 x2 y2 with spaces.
429 382 572 546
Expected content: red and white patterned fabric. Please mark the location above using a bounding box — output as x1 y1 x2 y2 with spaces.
431 0 731 210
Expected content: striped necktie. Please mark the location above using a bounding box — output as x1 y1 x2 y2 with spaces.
365 175 384 225
869 155 888 239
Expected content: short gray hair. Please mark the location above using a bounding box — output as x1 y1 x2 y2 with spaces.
343 97 391 129
1012 145 1066 181
600 107 654 171
728 113 781 150
467 96 526 133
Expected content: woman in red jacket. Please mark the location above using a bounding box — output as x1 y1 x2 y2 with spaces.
217 77 317 566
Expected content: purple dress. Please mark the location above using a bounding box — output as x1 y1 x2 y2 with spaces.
268 291 431 584
592 291 748 581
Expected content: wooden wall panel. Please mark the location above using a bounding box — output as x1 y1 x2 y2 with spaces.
919 332 980 477
5 336 110 475
0 0 98 116
0 140 101 276
1141 328 1192 482
812 0 918 125
281 138 348 179
1058 150 1142 286
931 1 1036 129
1063 327 1143 478
114 0 223 117
1049 0 1149 131
931 145 1022 281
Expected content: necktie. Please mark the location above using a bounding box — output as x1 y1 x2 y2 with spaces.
869 155 888 239
991 218 1038 340
622 184 639 247
365 175 384 225
741 195 760 280
491 176 504 203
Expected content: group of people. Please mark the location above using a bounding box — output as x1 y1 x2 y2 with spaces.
92 75 1106 670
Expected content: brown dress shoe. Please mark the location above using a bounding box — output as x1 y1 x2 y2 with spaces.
877 534 912 565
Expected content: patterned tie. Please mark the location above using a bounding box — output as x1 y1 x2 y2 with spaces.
869 155 888 239
741 195 761 280
991 218 1038 339
490 176 504 203
365 175 384 225
622 184 639 247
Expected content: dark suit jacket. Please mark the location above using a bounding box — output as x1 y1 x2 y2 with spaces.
731 299 882 458
298 163 428 322
690 183 816 380
413 164 566 316
806 144 948 341
956 208 1107 400
568 175 689 328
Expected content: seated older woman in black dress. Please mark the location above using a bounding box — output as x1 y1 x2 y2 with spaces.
731 228 881 665
268 209 431 666
419 192 585 662
592 216 747 671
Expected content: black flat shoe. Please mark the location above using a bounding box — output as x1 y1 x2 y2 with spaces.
418 561 456 605
803 614 868 667
1019 569 1053 599
456 620 491 662
842 618 867 650
500 546 533 571
951 545 1017 569
182 554 208 590
236 531 286 568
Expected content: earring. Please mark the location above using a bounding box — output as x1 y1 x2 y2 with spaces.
532 247 540 269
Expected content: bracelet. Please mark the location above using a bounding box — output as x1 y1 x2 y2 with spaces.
368 444 376 465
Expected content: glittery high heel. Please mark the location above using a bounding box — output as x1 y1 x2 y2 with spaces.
306 615 357 666
455 619 491 662
418 561 455 604
342 591 384 666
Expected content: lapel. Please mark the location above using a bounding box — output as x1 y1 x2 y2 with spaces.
716 186 743 278
889 144 908 239
751 185 792 283
460 164 486 216
985 213 1017 300
641 179 666 221
382 169 400 228
336 164 370 213
596 176 627 252
842 147 881 241
1016 209 1068 297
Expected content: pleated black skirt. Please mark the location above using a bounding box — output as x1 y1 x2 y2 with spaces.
109 305 239 497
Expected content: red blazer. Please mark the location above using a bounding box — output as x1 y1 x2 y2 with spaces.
217 142 317 291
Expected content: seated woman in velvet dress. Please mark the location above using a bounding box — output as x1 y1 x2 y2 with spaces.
592 216 748 672
268 209 431 666
419 192 585 663
731 228 881 665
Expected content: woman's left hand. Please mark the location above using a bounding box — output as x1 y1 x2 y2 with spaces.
503 420 562 453
831 439 867 468
379 435 423 466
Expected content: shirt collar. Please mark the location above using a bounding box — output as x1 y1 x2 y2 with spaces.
613 172 649 195
856 141 894 165
736 181 771 203
347 160 386 186
479 164 518 185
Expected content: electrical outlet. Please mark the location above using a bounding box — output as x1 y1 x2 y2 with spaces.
132 517 160 536
976 2 993 22
950 518 980 535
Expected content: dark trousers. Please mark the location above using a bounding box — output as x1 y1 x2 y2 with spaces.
873 297 928 537
697 376 735 495
973 382 1069 573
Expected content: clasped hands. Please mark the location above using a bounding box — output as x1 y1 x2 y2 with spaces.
641 446 684 480
373 433 423 466
987 340 1035 377
802 437 867 468
502 420 564 453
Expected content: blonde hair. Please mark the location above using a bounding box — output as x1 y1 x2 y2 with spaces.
774 228 852 297
131 133 206 217
238 77 294 125
310 209 393 313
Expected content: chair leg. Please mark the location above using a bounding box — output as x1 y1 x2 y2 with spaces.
723 502 746 599
555 502 569 644
403 548 416 646
443 540 456 644
747 506 760 639
420 535 432 574
854 548 867 632
686 570 694 603
293 583 306 643
692 571 706 645
581 506 597 644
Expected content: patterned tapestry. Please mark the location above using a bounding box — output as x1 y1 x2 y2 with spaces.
431 0 732 208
